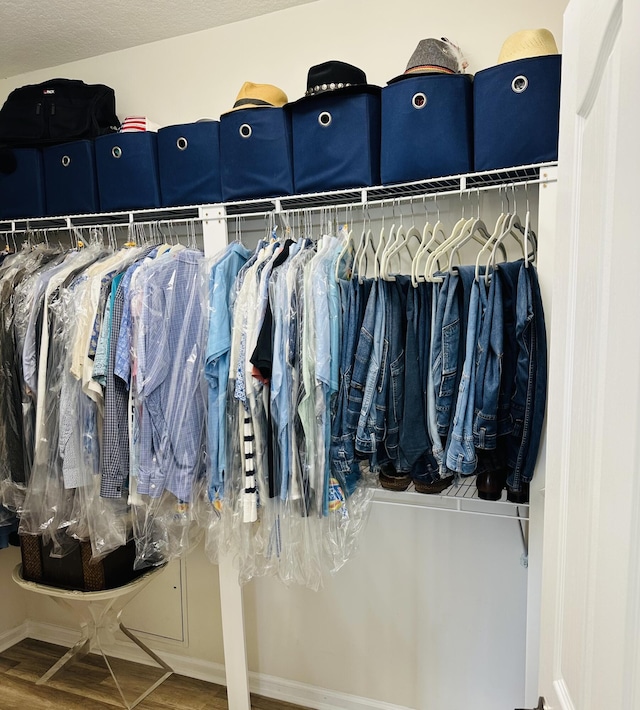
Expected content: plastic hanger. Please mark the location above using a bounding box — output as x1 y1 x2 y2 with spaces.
373 212 390 280
424 213 467 282
351 225 367 280
334 222 355 280
448 216 492 272
412 198 447 286
380 223 404 280
357 227 376 283
382 223 424 280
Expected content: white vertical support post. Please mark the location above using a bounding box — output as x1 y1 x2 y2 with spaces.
523 166 557 707
199 205 251 710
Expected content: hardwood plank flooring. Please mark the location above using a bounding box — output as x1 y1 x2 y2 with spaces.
0 639 309 710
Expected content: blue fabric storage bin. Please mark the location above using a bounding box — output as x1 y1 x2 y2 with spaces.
95 132 161 211
381 74 473 184
158 122 222 206
43 140 99 216
291 89 381 193
474 55 561 171
220 108 293 200
0 149 45 219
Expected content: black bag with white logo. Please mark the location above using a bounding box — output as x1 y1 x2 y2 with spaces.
0 78 120 149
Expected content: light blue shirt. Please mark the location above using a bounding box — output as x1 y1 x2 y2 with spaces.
205 242 251 499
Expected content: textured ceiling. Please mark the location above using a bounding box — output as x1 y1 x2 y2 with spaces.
0 0 316 79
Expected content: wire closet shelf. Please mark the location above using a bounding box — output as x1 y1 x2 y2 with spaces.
0 162 557 234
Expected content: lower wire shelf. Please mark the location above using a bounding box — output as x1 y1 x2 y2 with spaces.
372 475 530 520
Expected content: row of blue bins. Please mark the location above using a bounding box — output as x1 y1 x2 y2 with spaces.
0 55 561 219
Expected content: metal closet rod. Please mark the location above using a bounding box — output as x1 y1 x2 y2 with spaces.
0 165 558 236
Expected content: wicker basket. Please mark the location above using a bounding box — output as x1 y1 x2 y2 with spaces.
19 534 143 592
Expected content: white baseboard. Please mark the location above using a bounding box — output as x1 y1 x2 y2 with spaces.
0 622 28 652
22 621 413 710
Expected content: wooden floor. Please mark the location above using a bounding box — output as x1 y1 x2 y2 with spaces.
0 638 309 710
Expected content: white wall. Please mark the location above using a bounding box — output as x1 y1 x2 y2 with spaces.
0 546 27 635
0 1 568 708
246 503 528 709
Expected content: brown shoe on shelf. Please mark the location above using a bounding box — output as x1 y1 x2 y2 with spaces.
379 464 411 491
414 474 454 495
476 468 508 501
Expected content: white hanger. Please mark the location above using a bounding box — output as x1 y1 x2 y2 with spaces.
352 223 368 281
412 198 447 286
334 213 355 280
357 227 376 283
382 203 422 281
474 185 512 281
448 216 492 272
424 211 468 282
373 210 391 280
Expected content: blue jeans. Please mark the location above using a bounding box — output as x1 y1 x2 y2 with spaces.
334 280 379 481
446 279 481 474
356 281 387 457
505 264 547 490
495 260 522 437
432 273 461 437
403 282 440 482
330 278 364 494
378 277 409 469
473 272 504 450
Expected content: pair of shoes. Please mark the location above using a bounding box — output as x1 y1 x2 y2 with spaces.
506 481 530 504
476 469 508 501
414 474 454 495
379 464 411 492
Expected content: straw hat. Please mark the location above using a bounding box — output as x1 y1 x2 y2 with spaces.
229 82 288 111
498 29 559 64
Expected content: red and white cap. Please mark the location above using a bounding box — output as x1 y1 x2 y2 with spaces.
119 115 160 132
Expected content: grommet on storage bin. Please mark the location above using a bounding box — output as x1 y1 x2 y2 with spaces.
158 121 222 206
411 92 427 109
380 74 473 184
44 140 99 216
473 54 561 170
95 132 162 211
318 111 332 127
239 124 252 138
511 75 528 93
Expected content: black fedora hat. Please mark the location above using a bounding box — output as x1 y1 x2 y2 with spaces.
297 60 380 101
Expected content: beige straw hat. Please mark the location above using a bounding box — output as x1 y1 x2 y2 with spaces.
498 29 559 64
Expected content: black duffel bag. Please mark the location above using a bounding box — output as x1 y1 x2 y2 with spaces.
0 78 120 149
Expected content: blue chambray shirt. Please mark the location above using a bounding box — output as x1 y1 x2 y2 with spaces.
135 250 207 502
